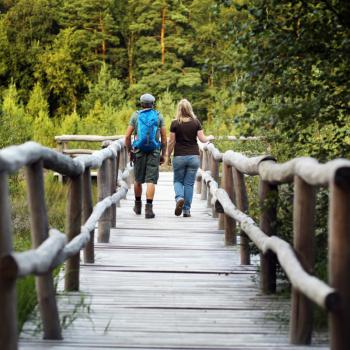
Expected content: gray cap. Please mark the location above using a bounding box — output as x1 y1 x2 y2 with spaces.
140 93 155 104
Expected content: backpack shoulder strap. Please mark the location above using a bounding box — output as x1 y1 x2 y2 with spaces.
154 109 161 126
133 110 141 135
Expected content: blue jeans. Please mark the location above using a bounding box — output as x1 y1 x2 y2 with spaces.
172 155 200 211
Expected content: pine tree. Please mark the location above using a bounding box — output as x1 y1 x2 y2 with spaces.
36 28 87 115
80 101 118 136
126 0 201 100
59 0 119 73
27 83 55 147
59 110 80 135
1 83 32 148
0 0 60 100
81 63 125 114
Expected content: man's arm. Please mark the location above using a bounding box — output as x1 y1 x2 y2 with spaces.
160 126 167 165
125 125 134 152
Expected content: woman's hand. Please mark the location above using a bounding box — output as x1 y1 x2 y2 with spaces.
207 135 215 142
197 130 215 143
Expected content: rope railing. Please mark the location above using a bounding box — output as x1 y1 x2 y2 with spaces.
197 141 350 349
0 137 132 350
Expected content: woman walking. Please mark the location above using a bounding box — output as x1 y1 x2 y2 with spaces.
167 99 214 217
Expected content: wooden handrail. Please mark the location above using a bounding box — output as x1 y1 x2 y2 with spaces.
62 149 95 155
214 136 263 141
215 188 338 310
198 141 350 348
55 135 124 142
55 135 125 158
0 137 132 349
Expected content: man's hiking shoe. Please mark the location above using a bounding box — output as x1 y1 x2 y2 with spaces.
183 210 191 218
145 203 155 219
175 198 185 216
133 200 142 215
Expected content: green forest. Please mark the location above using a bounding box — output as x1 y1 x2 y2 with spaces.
0 0 349 161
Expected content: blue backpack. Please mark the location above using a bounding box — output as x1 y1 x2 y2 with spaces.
132 109 161 152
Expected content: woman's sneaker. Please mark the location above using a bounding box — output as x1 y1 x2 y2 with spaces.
174 198 185 216
183 210 191 217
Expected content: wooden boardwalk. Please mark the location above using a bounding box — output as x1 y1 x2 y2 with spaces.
20 172 328 350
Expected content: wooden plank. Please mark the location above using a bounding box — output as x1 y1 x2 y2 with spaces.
20 172 329 350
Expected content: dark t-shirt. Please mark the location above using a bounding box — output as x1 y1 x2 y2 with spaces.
170 118 202 156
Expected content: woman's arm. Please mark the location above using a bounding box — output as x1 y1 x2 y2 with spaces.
167 132 176 163
197 130 214 143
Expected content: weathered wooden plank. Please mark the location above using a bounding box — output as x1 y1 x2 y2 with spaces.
20 172 328 350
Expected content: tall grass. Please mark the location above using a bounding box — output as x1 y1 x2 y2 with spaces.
10 172 68 332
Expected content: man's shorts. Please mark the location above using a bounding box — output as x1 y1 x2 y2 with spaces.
133 149 160 184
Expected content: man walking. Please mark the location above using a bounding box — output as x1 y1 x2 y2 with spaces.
125 93 167 218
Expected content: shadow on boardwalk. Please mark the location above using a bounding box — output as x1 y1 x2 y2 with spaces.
20 172 329 350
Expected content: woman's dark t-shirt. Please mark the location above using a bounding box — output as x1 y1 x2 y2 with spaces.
170 118 202 156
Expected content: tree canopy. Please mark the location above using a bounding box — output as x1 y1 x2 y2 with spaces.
0 0 349 161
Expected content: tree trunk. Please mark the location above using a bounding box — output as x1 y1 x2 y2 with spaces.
161 7 166 65
100 15 107 62
128 33 134 84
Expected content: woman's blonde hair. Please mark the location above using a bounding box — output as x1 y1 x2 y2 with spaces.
175 99 197 123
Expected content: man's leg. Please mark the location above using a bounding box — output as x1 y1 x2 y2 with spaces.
133 182 143 215
134 182 142 197
144 151 160 219
146 183 155 200
133 151 145 215
145 182 156 219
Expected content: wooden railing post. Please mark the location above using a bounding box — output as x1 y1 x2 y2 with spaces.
119 147 126 173
232 167 250 265
223 162 236 245
116 150 121 208
0 172 17 350
206 152 213 208
124 146 128 170
124 147 132 189
110 155 117 228
210 154 219 218
196 150 203 194
259 179 278 294
83 167 94 263
57 141 63 153
26 161 62 339
290 175 315 344
201 149 208 200
329 167 350 350
65 174 83 291
97 159 111 243
218 162 225 230
128 149 135 185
